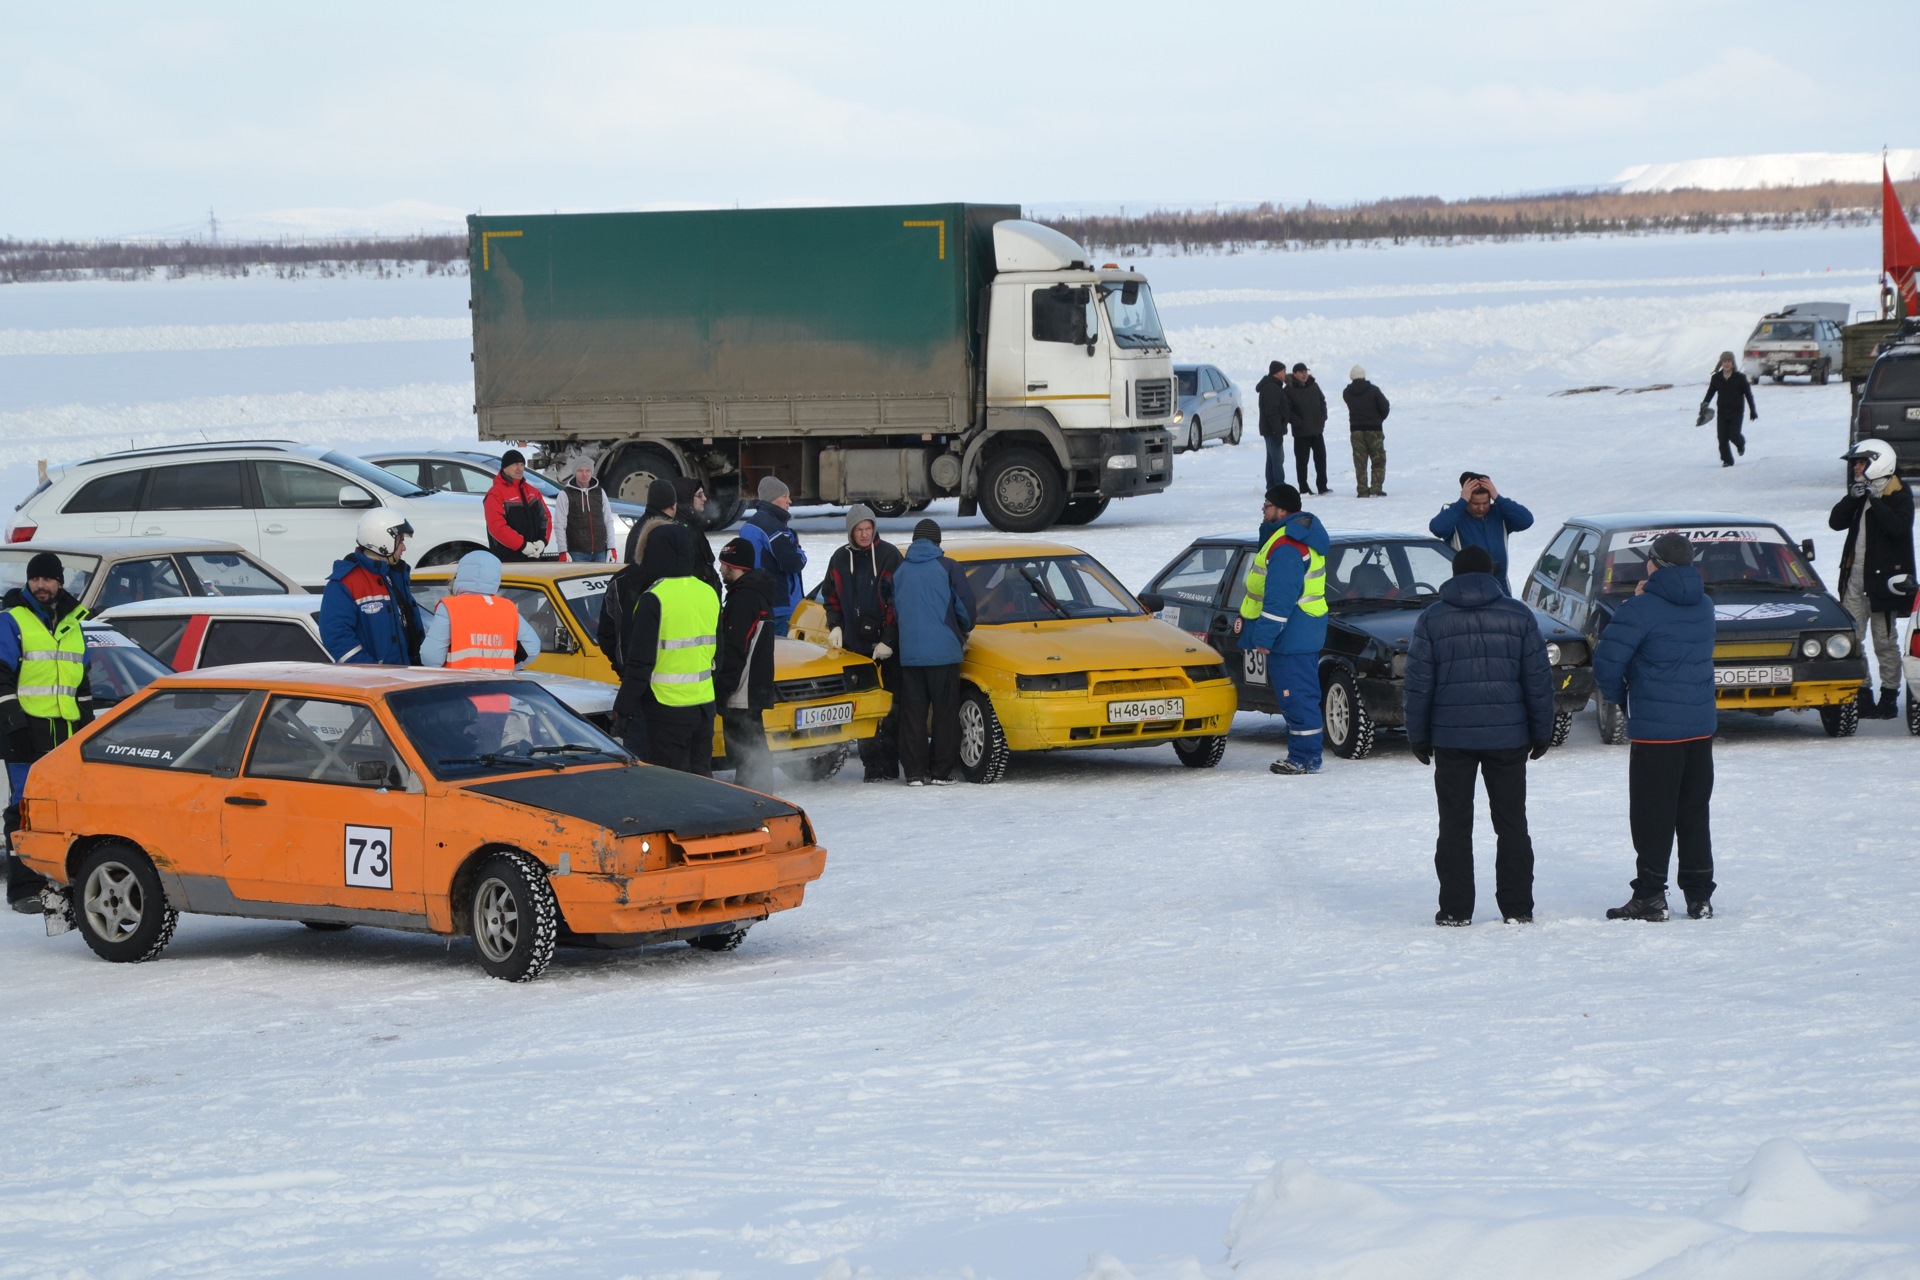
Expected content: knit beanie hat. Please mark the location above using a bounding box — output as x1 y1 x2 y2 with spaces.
1648 532 1695 568
645 478 677 514
1452 546 1495 577
500 448 526 468
912 518 942 545
757 475 790 502
1264 483 1301 512
1349 365 1366 381
25 551 63 581
718 536 758 569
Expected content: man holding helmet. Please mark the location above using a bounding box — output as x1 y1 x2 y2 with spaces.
319 509 426 665
1829 440 1916 719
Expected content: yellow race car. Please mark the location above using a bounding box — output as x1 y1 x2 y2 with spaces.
794 540 1237 782
410 563 890 780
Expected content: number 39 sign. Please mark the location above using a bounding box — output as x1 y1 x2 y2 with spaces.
345 825 393 890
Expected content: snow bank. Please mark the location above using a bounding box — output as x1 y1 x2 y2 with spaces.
0 315 467 357
1612 151 1920 194
1087 1141 1920 1280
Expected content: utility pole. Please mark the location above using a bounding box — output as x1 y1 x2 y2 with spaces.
207 208 219 243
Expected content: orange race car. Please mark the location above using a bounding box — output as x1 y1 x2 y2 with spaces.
12 664 827 981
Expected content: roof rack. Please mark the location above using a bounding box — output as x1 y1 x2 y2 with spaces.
73 440 302 466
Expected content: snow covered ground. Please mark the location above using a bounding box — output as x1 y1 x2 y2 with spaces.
2 225 1918 1279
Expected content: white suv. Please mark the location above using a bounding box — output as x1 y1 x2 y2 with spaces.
7 441 491 590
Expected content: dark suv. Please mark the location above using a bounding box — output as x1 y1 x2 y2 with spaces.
1854 332 1920 477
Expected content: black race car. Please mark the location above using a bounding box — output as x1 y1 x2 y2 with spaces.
1519 512 1867 739
1140 532 1596 758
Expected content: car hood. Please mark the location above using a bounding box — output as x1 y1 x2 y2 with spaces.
775 637 871 680
1332 600 1585 649
968 616 1220 674
465 765 799 840
1599 586 1851 634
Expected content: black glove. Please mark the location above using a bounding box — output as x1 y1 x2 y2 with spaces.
1411 743 1432 766
1849 479 1869 498
1529 740 1550 761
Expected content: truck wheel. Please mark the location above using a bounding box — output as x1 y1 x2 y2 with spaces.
1819 699 1859 738
1320 667 1375 759
469 851 559 982
1908 686 1919 736
1172 734 1226 768
1228 411 1244 445
908 499 932 513
73 841 178 964
1550 710 1573 747
705 486 745 530
1814 360 1831 385
979 447 1067 533
419 540 483 568
688 925 750 952
1595 696 1627 745
957 686 1010 783
780 743 850 782
1058 497 1111 526
868 500 911 518
605 445 684 505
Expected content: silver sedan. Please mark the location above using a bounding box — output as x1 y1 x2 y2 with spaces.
1173 364 1244 452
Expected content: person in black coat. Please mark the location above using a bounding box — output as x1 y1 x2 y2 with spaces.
1403 546 1555 926
821 503 904 781
613 523 718 774
715 536 781 790
1286 362 1330 495
1700 352 1757 467
1254 361 1294 490
1342 366 1391 497
1830 440 1917 717
673 476 722 594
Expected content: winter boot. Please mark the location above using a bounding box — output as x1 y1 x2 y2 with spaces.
1435 912 1470 927
1876 688 1900 720
1605 894 1669 922
1269 758 1320 775
1686 896 1713 920
1502 913 1533 924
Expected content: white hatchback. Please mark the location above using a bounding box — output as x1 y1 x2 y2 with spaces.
7 441 491 590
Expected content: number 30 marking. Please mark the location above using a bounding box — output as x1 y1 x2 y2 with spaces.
345 824 393 890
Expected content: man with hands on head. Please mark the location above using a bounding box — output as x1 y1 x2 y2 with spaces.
1428 472 1535 593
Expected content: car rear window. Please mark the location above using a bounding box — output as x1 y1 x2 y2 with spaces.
94 557 189 611
1752 321 1815 341
83 631 171 707
182 552 291 596
199 619 329 667
110 615 192 666
1867 356 1920 400
62 470 146 514
81 688 260 774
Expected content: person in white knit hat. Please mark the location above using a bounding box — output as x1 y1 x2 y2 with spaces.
1343 365 1391 497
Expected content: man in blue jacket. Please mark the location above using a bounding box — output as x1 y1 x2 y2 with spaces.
1404 546 1554 926
1428 472 1534 592
892 519 976 786
1238 484 1331 774
318 509 425 665
1592 532 1718 922
739 476 807 635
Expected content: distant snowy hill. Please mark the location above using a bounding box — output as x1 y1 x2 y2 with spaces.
1613 150 1920 193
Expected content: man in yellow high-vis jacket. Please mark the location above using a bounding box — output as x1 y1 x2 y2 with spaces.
3 552 92 912
1238 485 1331 775
615 523 721 775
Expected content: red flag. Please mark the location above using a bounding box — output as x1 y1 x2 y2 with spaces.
1885 162 1920 314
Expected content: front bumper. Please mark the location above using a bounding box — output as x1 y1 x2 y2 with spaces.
1357 665 1595 727
995 675 1239 752
1065 429 1172 499
1713 660 1865 711
710 688 892 763
552 844 827 937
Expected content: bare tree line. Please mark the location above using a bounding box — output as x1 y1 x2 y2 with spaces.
0 234 468 284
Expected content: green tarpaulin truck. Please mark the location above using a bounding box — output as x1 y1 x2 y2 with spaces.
467 204 1176 531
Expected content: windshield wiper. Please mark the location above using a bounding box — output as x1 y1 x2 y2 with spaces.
1703 580 1807 592
1019 565 1070 617
527 743 627 760
438 751 562 772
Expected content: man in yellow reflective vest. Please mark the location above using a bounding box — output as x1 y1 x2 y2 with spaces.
1238 484 1331 775
3 552 92 911
615 524 721 775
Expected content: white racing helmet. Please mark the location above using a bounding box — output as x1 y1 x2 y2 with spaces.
1842 439 1899 482
355 508 416 558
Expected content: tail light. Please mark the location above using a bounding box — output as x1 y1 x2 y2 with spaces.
1797 349 1817 358
1858 403 1873 434
7 522 36 543
1744 350 1760 358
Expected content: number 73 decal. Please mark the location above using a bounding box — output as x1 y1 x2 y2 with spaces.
345 824 393 890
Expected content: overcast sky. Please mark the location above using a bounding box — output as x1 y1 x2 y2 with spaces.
5 1 1910 238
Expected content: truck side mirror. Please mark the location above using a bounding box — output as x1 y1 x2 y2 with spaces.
1121 282 1139 306
1800 538 1816 562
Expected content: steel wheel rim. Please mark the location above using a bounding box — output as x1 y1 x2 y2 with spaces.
994 467 1045 518
474 878 520 962
83 861 145 942
1325 683 1350 743
958 700 985 767
617 470 660 503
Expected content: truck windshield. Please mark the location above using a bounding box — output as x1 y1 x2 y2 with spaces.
1100 281 1168 351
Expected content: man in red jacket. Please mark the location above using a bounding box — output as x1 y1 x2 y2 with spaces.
484 449 552 562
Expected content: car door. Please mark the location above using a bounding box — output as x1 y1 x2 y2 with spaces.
133 462 259 556
1025 282 1109 430
252 458 383 587
500 584 586 678
221 694 426 916
1558 532 1601 634
1524 525 1581 616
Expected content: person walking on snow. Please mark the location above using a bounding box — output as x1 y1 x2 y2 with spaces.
892 519 976 786
1237 483 1331 774
2 552 91 912
1286 363 1330 495
318 510 424 666
740 476 807 636
1404 546 1555 927
1255 361 1295 491
1428 472 1535 592
483 449 551 561
552 457 618 563
1829 439 1916 719
822 503 903 781
1343 365 1390 497
418 550 541 671
1592 532 1718 922
1700 352 1757 468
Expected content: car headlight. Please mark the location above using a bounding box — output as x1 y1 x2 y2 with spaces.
1182 664 1226 683
1172 410 1184 423
1825 632 1854 659
843 663 880 692
1545 642 1561 666
1015 671 1090 692
1800 636 1823 658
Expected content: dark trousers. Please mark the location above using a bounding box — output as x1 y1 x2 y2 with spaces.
721 707 775 790
855 651 901 779
1263 434 1289 490
4 760 46 902
1716 417 1746 465
896 664 960 782
645 702 715 776
1293 433 1328 492
1432 747 1534 920
1628 738 1715 900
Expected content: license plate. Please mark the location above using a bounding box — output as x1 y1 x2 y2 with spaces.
1907 408 1920 421
794 701 854 730
1107 697 1184 723
1714 665 1793 687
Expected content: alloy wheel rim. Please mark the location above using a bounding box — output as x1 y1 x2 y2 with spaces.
959 701 984 766
474 879 520 962
83 862 144 942
1326 684 1349 743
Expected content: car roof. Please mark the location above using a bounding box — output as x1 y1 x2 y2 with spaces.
411 561 609 582
943 540 1086 562
146 663 501 695
62 440 310 468
2 537 258 556
97 595 323 619
1188 529 1437 547
1559 512 1789 534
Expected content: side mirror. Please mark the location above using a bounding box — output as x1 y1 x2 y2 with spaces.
355 759 395 786
1136 591 1166 612
1800 538 1816 563
338 484 376 509
1086 339 1097 357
